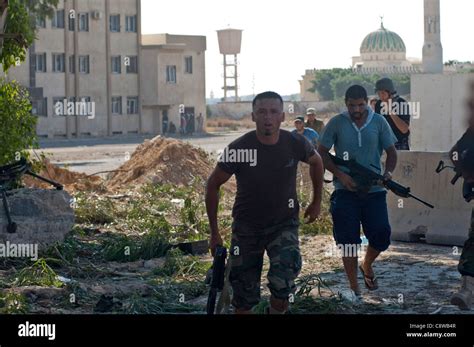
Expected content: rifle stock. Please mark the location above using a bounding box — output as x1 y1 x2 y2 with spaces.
206 246 227 315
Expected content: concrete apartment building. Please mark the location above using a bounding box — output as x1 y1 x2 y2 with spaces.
3 0 206 139
141 34 206 135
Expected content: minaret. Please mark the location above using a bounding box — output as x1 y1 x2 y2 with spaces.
422 0 443 73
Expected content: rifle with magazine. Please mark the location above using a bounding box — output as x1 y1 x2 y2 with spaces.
0 158 63 234
328 153 434 209
436 160 474 203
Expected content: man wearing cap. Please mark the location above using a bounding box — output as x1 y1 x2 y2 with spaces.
292 116 319 147
305 108 325 135
374 77 411 150
293 116 320 191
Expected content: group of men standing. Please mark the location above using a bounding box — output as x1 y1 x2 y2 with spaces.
205 77 474 314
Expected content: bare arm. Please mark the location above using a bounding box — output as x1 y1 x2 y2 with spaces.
205 166 232 253
317 144 344 179
388 113 410 134
384 145 398 179
317 144 357 191
307 151 324 205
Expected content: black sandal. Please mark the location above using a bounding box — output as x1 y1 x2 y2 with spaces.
359 264 378 290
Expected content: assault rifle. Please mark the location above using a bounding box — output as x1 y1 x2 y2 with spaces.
206 245 227 315
436 160 473 203
328 153 434 209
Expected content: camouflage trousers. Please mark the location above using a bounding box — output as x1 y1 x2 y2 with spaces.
458 214 474 276
229 218 302 311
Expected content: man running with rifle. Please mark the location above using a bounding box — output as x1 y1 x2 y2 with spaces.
206 91 324 314
317 85 398 296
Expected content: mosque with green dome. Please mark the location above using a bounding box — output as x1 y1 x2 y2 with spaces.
351 19 422 74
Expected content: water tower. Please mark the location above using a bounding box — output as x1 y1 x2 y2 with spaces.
217 28 242 102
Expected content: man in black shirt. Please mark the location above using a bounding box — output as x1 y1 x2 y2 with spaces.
450 97 474 310
206 91 324 314
375 78 411 150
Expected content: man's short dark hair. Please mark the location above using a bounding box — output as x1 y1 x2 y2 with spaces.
345 85 368 101
252 91 283 108
461 149 474 174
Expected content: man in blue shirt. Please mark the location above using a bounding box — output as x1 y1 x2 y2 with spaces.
292 116 319 147
317 85 398 297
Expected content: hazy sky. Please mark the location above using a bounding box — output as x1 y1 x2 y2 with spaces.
141 0 473 98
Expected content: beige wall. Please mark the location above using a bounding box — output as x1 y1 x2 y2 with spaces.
410 73 474 152
141 34 207 134
299 69 319 102
3 2 207 139
4 0 140 138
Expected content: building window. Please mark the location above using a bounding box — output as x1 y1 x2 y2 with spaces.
127 97 138 114
79 55 90 74
52 9 65 28
68 15 75 31
110 14 120 32
35 53 47 73
69 55 75 73
52 53 65 72
32 98 48 117
185 56 193 74
111 56 121 74
126 56 138 73
166 65 177 83
125 15 137 32
36 17 46 28
78 13 89 31
111 96 122 115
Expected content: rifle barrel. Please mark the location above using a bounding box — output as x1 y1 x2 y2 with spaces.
409 194 434 209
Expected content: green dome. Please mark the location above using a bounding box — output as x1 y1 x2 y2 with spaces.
360 23 406 54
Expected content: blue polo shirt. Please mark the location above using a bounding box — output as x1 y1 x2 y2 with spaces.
319 107 397 193
291 128 319 146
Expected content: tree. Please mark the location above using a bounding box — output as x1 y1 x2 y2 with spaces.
0 0 58 165
0 78 36 165
1 0 59 72
309 68 411 101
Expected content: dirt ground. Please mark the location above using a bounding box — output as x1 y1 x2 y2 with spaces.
2 234 468 315
297 235 467 314
8 129 470 315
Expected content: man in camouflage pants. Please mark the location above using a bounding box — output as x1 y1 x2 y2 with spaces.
206 91 324 314
450 84 474 310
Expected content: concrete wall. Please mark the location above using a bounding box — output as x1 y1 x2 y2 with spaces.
299 69 320 102
388 151 472 246
411 73 474 152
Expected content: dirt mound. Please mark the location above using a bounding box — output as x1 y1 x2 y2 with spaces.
106 136 218 191
22 160 104 193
